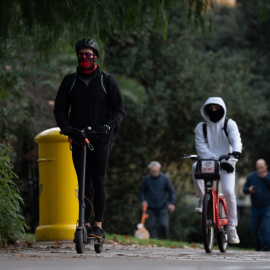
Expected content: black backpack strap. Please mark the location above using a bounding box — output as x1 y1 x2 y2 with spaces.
101 71 109 95
70 71 108 95
223 118 229 138
69 72 77 93
203 121 207 143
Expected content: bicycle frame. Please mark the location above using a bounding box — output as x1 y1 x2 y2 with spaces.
204 179 228 231
183 153 231 253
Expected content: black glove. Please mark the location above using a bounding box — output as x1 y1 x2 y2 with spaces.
221 162 234 173
97 124 111 134
61 126 73 136
233 151 241 159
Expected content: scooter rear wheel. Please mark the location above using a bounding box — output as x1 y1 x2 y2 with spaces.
94 243 103 253
74 229 85 254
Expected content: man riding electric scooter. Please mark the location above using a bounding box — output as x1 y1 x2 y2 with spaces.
54 38 125 240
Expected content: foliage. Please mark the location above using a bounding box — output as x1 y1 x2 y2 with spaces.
1 0 270 246
0 143 28 247
237 0 270 165
0 0 176 53
4 0 270 56
105 2 261 174
169 196 202 242
104 96 148 234
0 46 36 204
103 1 269 241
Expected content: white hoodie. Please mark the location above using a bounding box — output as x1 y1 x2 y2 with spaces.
194 97 242 159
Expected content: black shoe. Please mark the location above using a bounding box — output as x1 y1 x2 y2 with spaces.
86 225 91 236
89 226 105 239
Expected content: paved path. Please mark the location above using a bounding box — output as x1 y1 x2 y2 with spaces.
1 241 269 270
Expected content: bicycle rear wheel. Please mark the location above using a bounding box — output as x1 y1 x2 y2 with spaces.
217 200 228 252
202 193 214 253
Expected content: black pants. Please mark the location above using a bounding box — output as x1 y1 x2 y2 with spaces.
72 142 111 222
148 207 169 239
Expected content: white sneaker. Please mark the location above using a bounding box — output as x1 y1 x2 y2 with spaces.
228 226 240 244
194 198 203 214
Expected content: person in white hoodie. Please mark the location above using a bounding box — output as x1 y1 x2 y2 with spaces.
192 97 242 244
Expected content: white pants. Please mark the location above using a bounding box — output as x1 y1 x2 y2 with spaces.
192 162 238 226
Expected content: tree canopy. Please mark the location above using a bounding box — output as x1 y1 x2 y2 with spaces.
1 0 270 245
0 0 175 51
103 1 270 240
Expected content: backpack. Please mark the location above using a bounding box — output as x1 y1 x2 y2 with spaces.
69 71 109 94
203 118 230 144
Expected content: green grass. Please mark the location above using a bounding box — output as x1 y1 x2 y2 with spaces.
18 233 201 249
19 233 36 242
105 234 202 249
104 234 253 250
18 233 254 251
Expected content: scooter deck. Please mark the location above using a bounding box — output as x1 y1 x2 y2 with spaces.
87 236 105 244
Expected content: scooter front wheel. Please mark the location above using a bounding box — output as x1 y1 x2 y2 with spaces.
74 229 85 254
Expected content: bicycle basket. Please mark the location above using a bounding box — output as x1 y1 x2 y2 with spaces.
195 159 220 180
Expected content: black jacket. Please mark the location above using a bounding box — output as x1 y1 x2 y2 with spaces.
141 173 176 209
243 171 270 208
54 67 125 143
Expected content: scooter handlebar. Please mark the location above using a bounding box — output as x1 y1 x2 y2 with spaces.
59 127 105 135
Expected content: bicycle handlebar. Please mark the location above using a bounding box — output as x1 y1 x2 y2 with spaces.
183 154 233 162
183 154 198 160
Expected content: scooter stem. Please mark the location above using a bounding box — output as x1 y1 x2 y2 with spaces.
78 141 87 227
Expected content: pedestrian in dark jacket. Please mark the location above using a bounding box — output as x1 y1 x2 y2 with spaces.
243 159 270 251
141 161 176 239
54 38 125 239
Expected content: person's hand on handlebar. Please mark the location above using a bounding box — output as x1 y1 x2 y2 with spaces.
61 125 73 136
220 162 234 173
232 151 241 159
97 124 111 134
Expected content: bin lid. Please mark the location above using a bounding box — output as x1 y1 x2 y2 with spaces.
35 127 68 143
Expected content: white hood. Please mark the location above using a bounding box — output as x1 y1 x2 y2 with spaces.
194 97 242 159
201 97 226 123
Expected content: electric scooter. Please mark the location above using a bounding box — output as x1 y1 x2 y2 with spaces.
61 127 105 254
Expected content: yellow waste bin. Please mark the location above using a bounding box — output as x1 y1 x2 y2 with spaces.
35 127 78 241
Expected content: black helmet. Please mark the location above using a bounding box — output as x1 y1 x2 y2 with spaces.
75 38 99 57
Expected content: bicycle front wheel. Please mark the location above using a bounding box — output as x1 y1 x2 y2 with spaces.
217 200 228 252
202 193 214 253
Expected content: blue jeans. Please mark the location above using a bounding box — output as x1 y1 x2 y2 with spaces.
148 207 169 239
250 206 270 251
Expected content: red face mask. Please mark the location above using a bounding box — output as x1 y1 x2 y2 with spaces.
78 55 97 73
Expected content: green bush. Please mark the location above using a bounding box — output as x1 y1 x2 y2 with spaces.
0 143 28 247
169 197 202 242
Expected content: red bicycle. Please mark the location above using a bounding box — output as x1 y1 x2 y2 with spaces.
184 154 232 253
